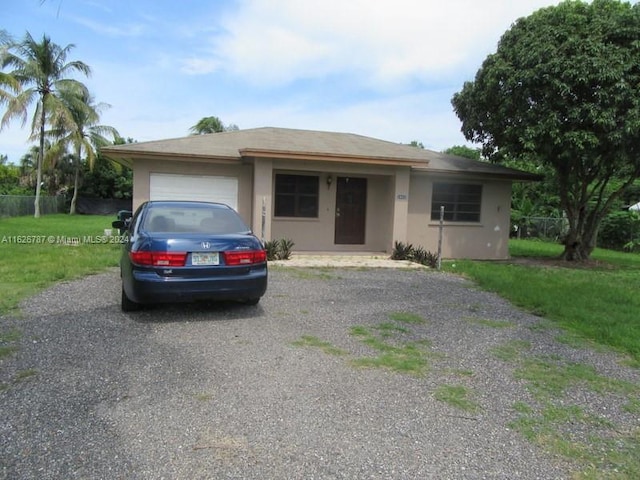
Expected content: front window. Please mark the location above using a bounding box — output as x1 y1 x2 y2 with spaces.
274 174 319 218
431 183 482 222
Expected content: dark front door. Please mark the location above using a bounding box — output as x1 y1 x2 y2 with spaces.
334 176 367 244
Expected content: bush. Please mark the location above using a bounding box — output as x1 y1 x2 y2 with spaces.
598 210 640 252
411 246 439 268
391 241 438 268
264 240 279 261
391 241 414 260
264 238 295 260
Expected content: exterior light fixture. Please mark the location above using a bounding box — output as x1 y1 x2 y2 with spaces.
326 175 333 189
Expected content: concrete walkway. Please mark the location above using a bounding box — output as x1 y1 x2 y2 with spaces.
269 253 427 268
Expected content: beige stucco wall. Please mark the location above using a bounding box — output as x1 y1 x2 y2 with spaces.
131 157 514 259
269 160 397 252
407 174 512 260
132 158 254 224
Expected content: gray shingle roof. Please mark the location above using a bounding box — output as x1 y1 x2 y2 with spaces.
103 127 540 180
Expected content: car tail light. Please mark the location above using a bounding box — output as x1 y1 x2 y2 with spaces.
223 249 267 265
129 251 187 267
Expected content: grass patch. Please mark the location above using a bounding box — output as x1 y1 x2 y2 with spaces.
194 393 214 402
451 369 475 377
295 312 433 376
14 369 38 381
373 322 409 337
434 384 481 412
0 327 21 359
502 347 640 478
388 311 426 324
490 340 531 362
466 318 514 329
350 343 430 376
516 356 638 401
0 214 121 315
510 404 640 479
624 398 640 414
291 335 347 356
2 368 39 392
446 239 640 364
349 321 432 376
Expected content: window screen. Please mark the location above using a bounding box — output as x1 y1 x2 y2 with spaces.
274 174 319 218
431 183 482 222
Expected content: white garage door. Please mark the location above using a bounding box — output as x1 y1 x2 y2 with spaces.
149 173 238 210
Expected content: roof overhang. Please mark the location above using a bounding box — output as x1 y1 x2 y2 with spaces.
239 148 426 167
411 165 543 182
103 149 239 169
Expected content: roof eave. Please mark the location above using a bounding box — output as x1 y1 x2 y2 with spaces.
412 166 543 182
239 148 428 167
102 148 240 168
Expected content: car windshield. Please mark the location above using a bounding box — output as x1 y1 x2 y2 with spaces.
142 204 250 234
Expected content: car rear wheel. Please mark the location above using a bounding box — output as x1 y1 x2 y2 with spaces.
121 288 140 312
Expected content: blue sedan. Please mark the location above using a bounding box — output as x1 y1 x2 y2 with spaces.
112 201 267 311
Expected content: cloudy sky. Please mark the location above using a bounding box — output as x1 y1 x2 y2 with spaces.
2 0 567 164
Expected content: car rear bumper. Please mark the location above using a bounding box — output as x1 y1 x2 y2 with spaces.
124 264 268 304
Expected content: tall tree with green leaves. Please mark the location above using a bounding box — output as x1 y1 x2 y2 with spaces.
0 32 91 217
0 153 30 195
52 86 119 214
189 116 239 135
443 145 481 161
452 0 640 260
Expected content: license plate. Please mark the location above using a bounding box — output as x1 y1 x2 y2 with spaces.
192 252 220 266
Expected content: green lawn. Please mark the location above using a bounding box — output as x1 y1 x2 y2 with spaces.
0 214 121 314
445 239 640 364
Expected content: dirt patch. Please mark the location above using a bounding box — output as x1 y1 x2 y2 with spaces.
500 256 615 270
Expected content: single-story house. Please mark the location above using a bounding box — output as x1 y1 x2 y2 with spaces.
103 127 540 260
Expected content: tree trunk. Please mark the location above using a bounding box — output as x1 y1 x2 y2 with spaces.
69 149 81 215
69 165 79 215
560 225 596 261
34 100 47 218
560 241 592 261
34 163 42 218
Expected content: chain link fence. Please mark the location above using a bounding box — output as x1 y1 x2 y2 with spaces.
0 195 66 217
511 216 568 240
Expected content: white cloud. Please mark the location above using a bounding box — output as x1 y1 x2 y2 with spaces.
194 0 563 88
67 15 147 37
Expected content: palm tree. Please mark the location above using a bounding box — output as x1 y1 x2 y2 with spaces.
0 32 90 217
47 152 75 196
18 142 61 194
0 31 20 107
189 116 239 135
52 86 119 214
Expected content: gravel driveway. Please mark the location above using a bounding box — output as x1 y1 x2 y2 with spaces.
1 265 638 479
